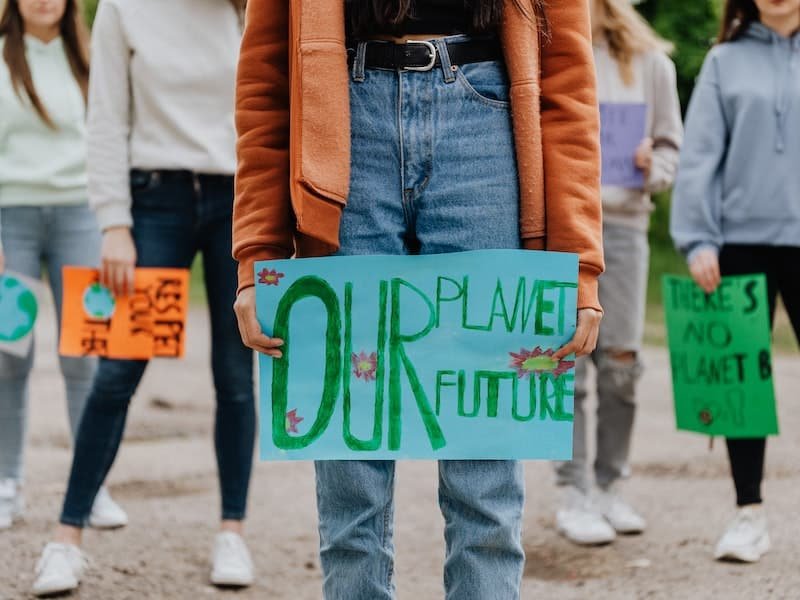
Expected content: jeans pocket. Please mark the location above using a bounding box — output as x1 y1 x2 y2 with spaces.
455 60 511 109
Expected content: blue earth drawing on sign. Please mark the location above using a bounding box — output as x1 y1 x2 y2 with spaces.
0 276 38 342
82 283 115 320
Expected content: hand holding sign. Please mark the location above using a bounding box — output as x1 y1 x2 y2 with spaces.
100 227 137 297
689 248 722 294
234 286 284 358
634 137 654 178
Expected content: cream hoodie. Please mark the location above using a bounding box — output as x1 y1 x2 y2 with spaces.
0 35 87 208
88 0 241 231
594 43 683 231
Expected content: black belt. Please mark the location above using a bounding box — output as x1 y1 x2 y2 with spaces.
130 169 233 186
348 38 502 72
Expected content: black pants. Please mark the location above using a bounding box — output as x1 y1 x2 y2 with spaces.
719 245 800 506
60 172 256 526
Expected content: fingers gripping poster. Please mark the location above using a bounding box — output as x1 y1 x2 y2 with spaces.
255 250 579 460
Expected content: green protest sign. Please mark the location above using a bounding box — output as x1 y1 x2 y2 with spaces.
663 274 778 438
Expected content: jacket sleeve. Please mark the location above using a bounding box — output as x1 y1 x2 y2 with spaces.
670 50 727 262
646 52 683 195
87 0 133 232
233 0 295 293
537 0 604 312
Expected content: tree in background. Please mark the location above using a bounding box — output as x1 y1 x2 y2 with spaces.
83 0 98 26
634 0 721 300
636 0 720 111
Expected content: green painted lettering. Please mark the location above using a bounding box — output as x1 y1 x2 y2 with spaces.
272 276 341 450
389 278 446 450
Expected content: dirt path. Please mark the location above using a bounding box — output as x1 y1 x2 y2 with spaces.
1 306 799 599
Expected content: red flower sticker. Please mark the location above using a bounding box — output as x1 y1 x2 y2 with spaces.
285 409 303 434
351 351 378 381
258 268 284 286
509 347 574 379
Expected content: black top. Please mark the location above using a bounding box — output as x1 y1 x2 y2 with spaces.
347 0 476 38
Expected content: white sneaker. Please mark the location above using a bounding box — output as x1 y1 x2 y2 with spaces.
714 505 770 563
596 486 646 534
89 486 128 529
0 478 24 529
556 486 616 546
210 532 255 587
32 542 88 597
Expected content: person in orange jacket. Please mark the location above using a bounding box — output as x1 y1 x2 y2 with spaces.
233 1 604 597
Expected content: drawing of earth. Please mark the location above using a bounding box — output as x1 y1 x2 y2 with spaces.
0 276 38 342
82 283 116 320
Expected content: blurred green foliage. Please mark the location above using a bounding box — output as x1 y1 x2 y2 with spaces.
82 0 99 26
636 0 721 110
634 1 720 314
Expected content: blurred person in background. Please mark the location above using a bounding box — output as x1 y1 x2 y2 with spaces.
671 0 800 564
0 0 126 532
553 0 682 546
31 0 257 595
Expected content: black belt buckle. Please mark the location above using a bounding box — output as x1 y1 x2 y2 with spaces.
404 40 437 72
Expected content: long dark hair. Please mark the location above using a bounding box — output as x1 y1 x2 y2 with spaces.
348 0 547 37
717 0 761 42
228 0 246 24
0 0 90 129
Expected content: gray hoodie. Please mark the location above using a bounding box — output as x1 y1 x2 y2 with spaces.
671 23 800 261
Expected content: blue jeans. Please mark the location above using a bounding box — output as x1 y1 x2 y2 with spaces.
315 37 525 600
0 205 100 482
59 172 255 526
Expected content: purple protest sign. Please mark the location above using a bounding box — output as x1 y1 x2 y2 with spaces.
599 102 648 189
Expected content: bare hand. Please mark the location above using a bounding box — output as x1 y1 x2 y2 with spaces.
689 248 721 294
634 137 654 178
234 287 285 358
553 308 602 360
101 227 137 297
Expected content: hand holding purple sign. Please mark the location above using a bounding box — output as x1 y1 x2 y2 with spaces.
600 102 648 189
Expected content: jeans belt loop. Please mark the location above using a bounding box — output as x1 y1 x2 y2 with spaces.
192 172 201 197
352 41 367 82
433 39 456 83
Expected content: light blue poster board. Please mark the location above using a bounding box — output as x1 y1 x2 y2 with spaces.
255 250 578 460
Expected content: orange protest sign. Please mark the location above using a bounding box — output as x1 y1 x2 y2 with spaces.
59 267 190 359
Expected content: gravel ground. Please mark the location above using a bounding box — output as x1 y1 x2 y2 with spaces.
1 306 799 600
